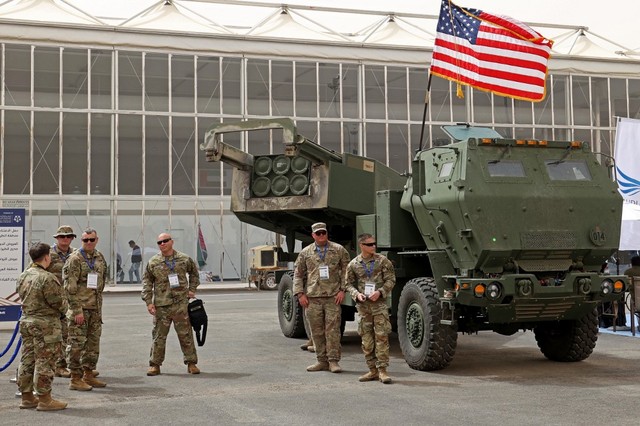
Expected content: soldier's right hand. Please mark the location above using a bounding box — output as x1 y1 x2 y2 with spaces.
297 293 309 308
75 313 85 325
147 304 156 316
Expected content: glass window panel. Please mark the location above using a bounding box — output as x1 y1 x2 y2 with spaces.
4 44 31 106
145 115 169 195
364 65 386 120
272 61 293 117
196 56 221 114
318 63 341 119
33 112 60 194
318 121 342 153
222 58 242 115
545 160 592 181
428 77 452 123
34 46 59 108
197 118 222 195
295 62 317 118
118 51 142 111
145 53 168 112
91 50 112 110
534 79 553 126
388 67 408 121
514 127 534 139
389 123 410 173
343 123 359 155
409 67 429 121
62 113 88 194
3 111 31 194
571 75 591 126
487 161 526 177
551 75 568 125
493 95 513 125
514 99 533 125
247 129 283 156
91 113 111 195
365 123 386 164
592 77 610 128
610 78 628 118
172 55 194 113
247 59 269 116
63 48 88 109
117 114 142 194
629 79 640 119
172 116 196 195
296 120 318 143
342 64 359 119
472 89 493 123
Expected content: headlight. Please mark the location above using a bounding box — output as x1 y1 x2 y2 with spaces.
486 282 502 300
601 279 613 295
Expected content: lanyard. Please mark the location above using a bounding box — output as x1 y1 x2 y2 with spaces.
164 256 176 272
360 258 375 280
79 249 95 271
315 244 328 262
54 245 70 262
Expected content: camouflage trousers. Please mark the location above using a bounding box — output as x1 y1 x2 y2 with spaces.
18 319 62 395
357 302 392 369
66 308 102 375
306 296 341 363
56 317 68 368
149 302 197 366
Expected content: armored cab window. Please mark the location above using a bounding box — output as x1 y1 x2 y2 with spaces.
439 162 454 178
545 160 592 181
486 160 526 177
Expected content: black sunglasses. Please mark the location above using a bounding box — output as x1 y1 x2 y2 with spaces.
314 230 327 236
361 242 376 247
157 238 172 245
81 238 96 243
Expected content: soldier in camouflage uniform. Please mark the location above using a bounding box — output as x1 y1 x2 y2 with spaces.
16 242 68 411
63 227 108 391
142 232 200 376
293 222 350 373
345 233 396 384
47 225 76 379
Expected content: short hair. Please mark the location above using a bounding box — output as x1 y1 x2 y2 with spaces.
357 233 374 244
631 256 640 267
29 242 51 262
83 227 97 236
129 240 135 244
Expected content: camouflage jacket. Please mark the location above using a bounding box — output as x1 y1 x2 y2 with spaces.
293 241 350 297
47 245 75 285
17 263 67 324
345 253 396 309
63 248 107 315
141 250 200 307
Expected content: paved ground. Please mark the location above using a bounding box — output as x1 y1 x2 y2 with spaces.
1 288 639 425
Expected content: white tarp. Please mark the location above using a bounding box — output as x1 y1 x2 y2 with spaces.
614 117 640 250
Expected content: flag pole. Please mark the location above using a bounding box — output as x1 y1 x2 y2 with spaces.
418 70 433 152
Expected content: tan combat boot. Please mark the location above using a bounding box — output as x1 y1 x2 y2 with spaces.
300 339 313 350
378 367 392 384
54 367 71 378
306 361 329 372
69 373 92 391
329 361 342 373
147 365 161 376
358 368 379 382
36 392 68 411
90 370 100 378
19 392 39 409
83 369 107 387
187 363 200 374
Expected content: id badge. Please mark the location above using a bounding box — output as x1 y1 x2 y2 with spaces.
364 282 376 297
319 265 329 280
87 273 98 289
168 274 180 288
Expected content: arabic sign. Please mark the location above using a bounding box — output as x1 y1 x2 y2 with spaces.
0 209 25 298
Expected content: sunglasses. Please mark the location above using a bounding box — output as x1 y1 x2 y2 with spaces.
314 230 327 236
361 242 376 247
81 238 97 243
57 235 74 239
157 238 172 245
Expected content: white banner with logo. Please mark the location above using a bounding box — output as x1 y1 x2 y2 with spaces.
615 117 640 250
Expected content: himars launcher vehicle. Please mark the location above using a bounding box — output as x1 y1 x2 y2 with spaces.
201 118 627 371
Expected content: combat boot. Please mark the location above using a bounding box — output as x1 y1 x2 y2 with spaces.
308 345 316 353
69 373 92 391
36 392 67 411
54 367 70 378
83 370 107 387
90 370 100 377
378 367 392 384
19 392 39 409
187 363 200 374
300 339 313 350
329 361 342 373
358 368 379 382
147 365 161 376
306 361 329 372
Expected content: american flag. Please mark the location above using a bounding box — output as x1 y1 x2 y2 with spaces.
431 0 553 102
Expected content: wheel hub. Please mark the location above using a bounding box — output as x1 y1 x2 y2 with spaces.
406 302 424 348
282 289 293 321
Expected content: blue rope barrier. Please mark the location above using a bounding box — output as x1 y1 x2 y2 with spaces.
0 319 20 357
0 337 21 372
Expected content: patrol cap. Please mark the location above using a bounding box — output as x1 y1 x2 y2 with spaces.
53 225 76 238
311 222 327 233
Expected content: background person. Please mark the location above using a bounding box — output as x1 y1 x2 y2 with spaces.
345 233 396 384
17 242 68 411
128 240 142 283
47 225 76 379
142 232 201 376
293 222 350 373
63 227 108 391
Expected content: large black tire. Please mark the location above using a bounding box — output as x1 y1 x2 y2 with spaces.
260 272 278 290
277 272 306 338
397 277 457 371
533 309 598 362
